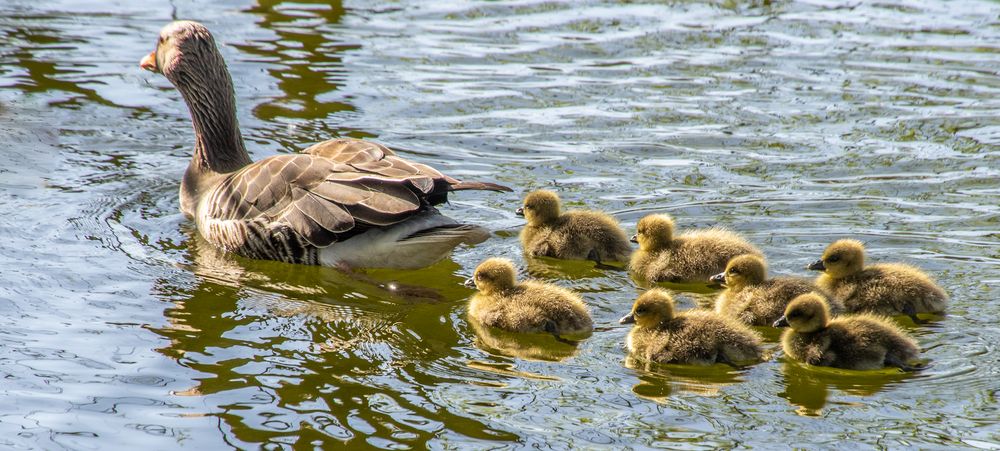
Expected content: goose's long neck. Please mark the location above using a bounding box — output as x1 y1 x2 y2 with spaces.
172 53 252 175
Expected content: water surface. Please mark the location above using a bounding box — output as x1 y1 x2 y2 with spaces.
1 0 999 448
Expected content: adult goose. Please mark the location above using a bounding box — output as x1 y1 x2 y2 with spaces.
140 21 509 269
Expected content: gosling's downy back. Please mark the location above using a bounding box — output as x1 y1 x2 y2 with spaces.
810 239 947 318
629 214 762 283
776 293 921 370
518 190 631 262
467 258 593 335
714 255 839 326
622 289 763 366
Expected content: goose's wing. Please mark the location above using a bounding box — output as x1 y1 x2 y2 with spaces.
205 139 507 248
304 138 512 198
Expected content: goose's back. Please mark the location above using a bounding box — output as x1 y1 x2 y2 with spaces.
194 139 465 264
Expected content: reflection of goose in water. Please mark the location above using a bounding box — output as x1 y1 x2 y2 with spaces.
149 227 515 446
180 224 451 303
625 356 751 399
778 361 912 417
467 319 581 362
521 255 634 291
160 226 436 348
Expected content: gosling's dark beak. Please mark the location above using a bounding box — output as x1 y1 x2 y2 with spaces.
515 207 524 217
629 234 638 244
619 313 636 325
773 316 789 328
709 272 726 284
463 278 476 289
140 51 158 72
807 260 826 271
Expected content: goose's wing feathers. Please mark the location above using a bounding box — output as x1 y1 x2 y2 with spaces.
304 138 512 194
304 138 443 194
206 139 507 249
206 155 364 247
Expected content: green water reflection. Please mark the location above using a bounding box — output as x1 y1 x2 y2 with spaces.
150 232 518 447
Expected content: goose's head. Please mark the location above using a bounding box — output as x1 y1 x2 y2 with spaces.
711 254 767 288
516 190 561 225
465 258 517 295
140 21 223 82
808 239 865 279
631 214 674 251
773 293 829 332
620 288 675 329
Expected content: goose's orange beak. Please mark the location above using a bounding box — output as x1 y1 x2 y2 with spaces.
140 51 158 72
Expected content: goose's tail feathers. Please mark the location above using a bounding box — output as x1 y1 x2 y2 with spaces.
450 181 512 192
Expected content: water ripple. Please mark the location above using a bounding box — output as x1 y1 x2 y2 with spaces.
1 0 999 448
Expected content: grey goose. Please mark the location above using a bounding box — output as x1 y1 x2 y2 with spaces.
140 21 510 269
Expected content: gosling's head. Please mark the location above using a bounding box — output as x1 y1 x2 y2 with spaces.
620 288 675 329
465 258 518 295
808 239 865 279
631 214 675 251
773 293 830 332
516 190 561 225
710 254 767 288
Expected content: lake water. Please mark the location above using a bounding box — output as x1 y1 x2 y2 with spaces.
1 0 999 448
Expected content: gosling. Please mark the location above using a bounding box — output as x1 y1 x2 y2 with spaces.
809 239 947 322
465 258 593 335
774 293 922 371
620 288 764 366
712 254 843 326
517 190 631 265
629 214 763 283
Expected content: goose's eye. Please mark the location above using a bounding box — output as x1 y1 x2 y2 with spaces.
729 268 739 275
635 307 647 315
827 255 841 263
475 273 484 280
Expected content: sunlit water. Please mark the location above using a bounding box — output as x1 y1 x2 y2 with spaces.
1 0 999 448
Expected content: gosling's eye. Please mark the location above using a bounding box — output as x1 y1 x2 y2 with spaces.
729 268 739 275
475 273 484 280
635 307 647 314
827 255 841 263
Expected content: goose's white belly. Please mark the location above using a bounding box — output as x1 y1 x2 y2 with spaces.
319 209 488 270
